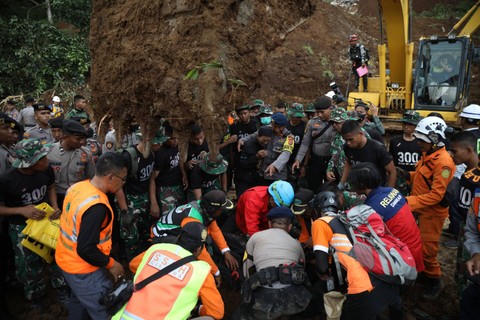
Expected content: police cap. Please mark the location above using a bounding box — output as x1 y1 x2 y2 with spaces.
62 119 87 136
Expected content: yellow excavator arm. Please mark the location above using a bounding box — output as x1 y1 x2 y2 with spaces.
449 0 480 37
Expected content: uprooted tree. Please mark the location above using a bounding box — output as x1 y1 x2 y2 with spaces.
89 0 316 156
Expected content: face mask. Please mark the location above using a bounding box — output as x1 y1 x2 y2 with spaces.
260 117 271 125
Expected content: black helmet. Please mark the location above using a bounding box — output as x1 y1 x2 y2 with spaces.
312 191 339 214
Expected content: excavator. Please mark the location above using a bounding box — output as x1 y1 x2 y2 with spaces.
348 0 480 126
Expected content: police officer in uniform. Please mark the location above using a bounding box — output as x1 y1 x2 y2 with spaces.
18 97 36 128
260 112 294 184
292 96 335 192
23 103 54 144
47 120 95 208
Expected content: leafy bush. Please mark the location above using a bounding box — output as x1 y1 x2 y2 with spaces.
0 16 90 97
52 0 91 33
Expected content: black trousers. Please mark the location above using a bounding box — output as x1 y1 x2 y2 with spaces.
307 155 330 193
341 276 402 320
461 283 480 319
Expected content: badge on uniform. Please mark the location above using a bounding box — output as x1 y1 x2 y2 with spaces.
441 167 451 179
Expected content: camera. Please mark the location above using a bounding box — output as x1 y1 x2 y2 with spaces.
329 82 346 103
99 278 134 315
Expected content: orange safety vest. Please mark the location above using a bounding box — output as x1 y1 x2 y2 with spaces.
55 180 113 274
114 243 211 320
313 216 373 294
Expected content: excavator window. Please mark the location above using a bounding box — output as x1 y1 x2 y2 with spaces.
415 40 463 108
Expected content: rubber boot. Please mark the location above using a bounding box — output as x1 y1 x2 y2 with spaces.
421 277 445 300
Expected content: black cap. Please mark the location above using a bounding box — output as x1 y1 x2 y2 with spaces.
0 112 17 126
291 188 315 215
62 119 88 136
202 190 234 210
314 96 332 110
258 125 273 137
267 206 294 220
6 100 16 105
49 117 64 129
33 103 51 112
178 221 208 246
235 104 250 112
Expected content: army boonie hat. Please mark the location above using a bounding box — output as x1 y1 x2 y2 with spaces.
151 127 170 145
330 107 348 123
199 153 228 175
288 103 306 118
251 99 265 108
305 103 316 113
256 105 273 116
401 110 421 125
12 138 52 168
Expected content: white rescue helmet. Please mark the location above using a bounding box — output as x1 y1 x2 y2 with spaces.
460 104 480 120
414 116 446 145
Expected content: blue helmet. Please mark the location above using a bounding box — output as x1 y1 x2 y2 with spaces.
268 181 294 207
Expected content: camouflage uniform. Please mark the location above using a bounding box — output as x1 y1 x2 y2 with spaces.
119 193 154 258
157 185 186 215
8 224 66 300
65 108 89 120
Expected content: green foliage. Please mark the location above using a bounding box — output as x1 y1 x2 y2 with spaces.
303 45 314 55
183 60 224 80
51 0 91 33
0 16 90 97
418 1 473 20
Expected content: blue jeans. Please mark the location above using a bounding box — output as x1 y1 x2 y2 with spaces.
61 268 112 320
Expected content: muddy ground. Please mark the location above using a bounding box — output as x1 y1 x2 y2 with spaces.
4 0 476 318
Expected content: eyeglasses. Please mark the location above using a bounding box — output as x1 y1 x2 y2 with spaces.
112 173 128 183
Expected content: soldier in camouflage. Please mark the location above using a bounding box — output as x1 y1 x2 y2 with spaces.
116 128 167 260
65 95 90 120
0 139 67 309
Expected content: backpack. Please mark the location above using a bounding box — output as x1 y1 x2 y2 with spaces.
331 205 417 285
117 147 138 178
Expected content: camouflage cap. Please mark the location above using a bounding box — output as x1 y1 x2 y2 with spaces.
12 138 52 169
251 99 265 107
401 110 421 125
330 107 348 123
256 105 273 116
151 127 170 144
288 103 305 118
305 103 316 113
199 153 228 175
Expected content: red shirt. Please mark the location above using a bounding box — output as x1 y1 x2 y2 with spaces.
236 186 270 236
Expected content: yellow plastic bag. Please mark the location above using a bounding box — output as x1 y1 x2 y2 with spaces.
21 202 60 249
21 235 55 263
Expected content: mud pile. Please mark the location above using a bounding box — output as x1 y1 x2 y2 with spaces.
90 0 316 150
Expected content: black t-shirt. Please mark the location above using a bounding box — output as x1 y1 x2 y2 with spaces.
189 165 219 190
344 138 393 184
389 135 422 172
0 166 55 224
121 146 155 195
154 145 182 187
186 140 209 163
230 120 259 141
286 120 306 162
77 203 112 268
236 138 263 184
456 166 480 219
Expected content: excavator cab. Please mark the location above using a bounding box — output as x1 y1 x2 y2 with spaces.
413 36 473 112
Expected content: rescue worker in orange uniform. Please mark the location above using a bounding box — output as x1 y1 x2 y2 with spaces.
56 153 126 319
406 116 455 300
117 222 224 320
311 191 402 320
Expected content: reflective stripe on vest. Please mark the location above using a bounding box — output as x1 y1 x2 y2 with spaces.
55 180 113 274
115 243 211 320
